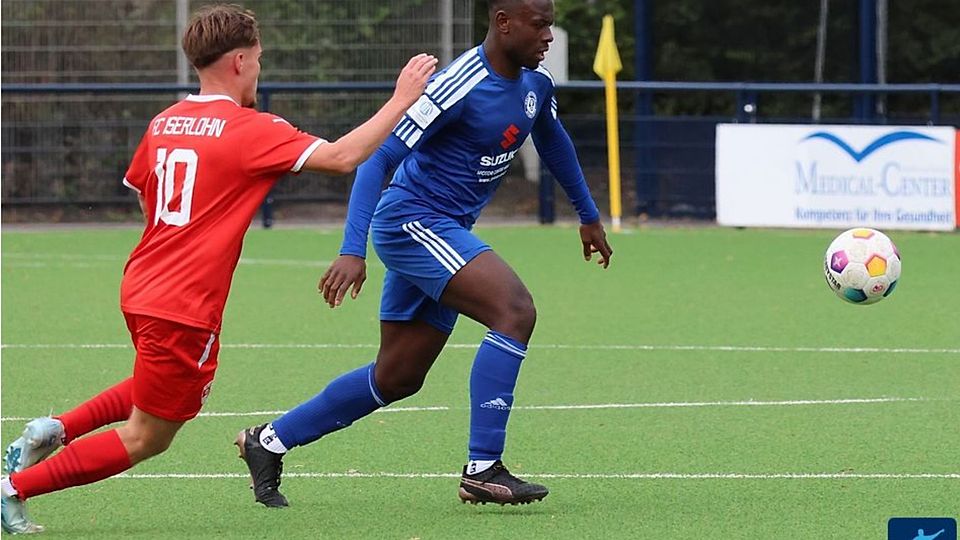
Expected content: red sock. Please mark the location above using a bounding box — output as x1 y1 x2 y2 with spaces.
56 378 134 443
10 430 131 500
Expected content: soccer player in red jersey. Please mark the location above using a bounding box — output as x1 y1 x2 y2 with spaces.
1 4 436 533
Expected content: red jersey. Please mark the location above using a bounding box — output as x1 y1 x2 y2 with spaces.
120 94 323 331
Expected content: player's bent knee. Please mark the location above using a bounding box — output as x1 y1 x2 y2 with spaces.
117 425 178 462
376 372 426 402
517 297 537 331
496 293 536 339
379 378 424 402
132 435 174 461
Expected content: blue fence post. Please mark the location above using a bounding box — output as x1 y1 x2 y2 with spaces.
736 90 758 122
259 89 275 229
856 0 878 121
930 90 940 124
537 164 555 224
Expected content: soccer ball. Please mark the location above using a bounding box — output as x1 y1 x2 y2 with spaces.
823 228 901 305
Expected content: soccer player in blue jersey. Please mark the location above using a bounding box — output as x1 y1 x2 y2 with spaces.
237 0 612 507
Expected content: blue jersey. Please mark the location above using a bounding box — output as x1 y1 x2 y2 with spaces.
385 44 556 226
341 44 599 258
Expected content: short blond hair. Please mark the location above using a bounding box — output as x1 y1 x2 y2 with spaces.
182 4 260 69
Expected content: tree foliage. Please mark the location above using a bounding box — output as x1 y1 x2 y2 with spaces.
541 0 958 118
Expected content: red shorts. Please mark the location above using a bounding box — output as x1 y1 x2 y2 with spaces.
124 313 219 422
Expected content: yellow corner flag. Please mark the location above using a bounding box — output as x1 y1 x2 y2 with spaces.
593 15 623 80
593 15 623 232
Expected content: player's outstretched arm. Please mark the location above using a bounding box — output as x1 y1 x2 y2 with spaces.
321 138 411 307
302 54 437 174
531 92 612 268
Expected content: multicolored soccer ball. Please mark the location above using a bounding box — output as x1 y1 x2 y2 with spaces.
823 228 901 305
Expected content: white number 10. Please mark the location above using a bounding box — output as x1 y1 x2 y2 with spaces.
153 148 198 227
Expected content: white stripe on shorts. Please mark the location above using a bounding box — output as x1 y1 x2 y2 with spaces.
401 222 461 274
197 333 216 368
410 221 467 267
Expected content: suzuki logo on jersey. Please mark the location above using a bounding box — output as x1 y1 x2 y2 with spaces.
479 125 522 182
500 124 520 150
480 149 519 167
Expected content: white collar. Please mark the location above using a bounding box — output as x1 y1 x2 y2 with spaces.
185 94 239 105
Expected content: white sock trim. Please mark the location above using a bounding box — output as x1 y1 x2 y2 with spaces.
1 478 17 497
466 460 497 475
259 424 289 454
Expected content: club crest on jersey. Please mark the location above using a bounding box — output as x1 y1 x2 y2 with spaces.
524 91 537 118
418 100 434 116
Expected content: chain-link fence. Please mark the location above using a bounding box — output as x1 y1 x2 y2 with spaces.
2 0 475 83
2 0 489 219
0 0 820 223
6 1 952 223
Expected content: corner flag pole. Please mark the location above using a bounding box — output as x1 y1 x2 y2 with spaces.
593 15 623 232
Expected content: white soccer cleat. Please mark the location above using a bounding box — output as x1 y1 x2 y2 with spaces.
1 490 44 534
4 417 65 474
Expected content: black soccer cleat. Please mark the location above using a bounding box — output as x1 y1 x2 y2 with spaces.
458 461 549 505
234 424 289 508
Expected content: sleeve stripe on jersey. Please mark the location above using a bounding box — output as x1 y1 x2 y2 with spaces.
391 46 487 149
291 138 326 173
401 127 423 148
395 116 424 148
550 97 558 119
425 47 480 96
535 65 556 86
429 57 482 102
395 119 417 140
397 67 487 148
122 177 141 194
393 118 411 137
440 69 489 110
431 58 483 104
395 117 417 136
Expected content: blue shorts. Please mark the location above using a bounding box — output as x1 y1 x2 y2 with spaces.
372 198 490 334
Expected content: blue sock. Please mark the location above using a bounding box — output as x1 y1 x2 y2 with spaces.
468 330 527 461
272 362 387 449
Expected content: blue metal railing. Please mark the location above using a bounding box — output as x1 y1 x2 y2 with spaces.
6 81 959 124
4 81 958 222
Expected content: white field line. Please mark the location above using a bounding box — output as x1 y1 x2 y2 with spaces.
1 252 334 268
3 262 104 268
0 397 934 423
2 253 124 261
114 471 960 480
3 342 958 354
